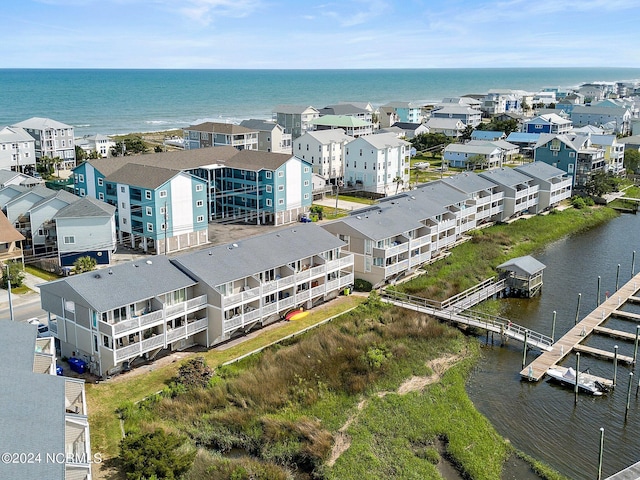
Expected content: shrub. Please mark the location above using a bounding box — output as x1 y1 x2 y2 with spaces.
354 278 373 292
1 261 24 289
177 357 213 389
119 429 195 480
73 255 97 273
571 196 586 209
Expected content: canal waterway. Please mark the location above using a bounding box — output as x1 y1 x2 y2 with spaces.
466 211 640 480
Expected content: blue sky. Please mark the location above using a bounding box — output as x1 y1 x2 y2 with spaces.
3 0 639 68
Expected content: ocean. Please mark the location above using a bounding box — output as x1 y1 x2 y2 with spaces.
1 68 639 137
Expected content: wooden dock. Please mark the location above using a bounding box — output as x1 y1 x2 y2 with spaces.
573 344 634 364
520 272 640 381
606 460 640 480
593 326 639 342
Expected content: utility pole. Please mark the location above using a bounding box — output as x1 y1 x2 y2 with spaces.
6 264 14 322
164 201 168 255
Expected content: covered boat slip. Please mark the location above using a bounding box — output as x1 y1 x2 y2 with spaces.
521 271 640 382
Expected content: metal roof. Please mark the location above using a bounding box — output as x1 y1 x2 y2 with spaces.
497 255 545 276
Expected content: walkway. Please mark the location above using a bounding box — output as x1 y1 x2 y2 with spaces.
520 271 640 381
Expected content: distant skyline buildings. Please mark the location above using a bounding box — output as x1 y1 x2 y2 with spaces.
3 0 640 69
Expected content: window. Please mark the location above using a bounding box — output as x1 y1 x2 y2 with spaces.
278 199 284 205
304 180 309 186
122 218 127 225
196 200 204 207
266 199 272 206
121 202 126 208
63 235 75 244
304 167 310 173
278 171 284 177
569 152 576 158
147 223 154 232
146 207 153 216
266 171 272 179
304 193 309 199
98 193 104 200
278 185 284 191
160 223 166 231
266 185 272 193
120 186 125 193
78 174 84 183
195 184 203 192
159 206 166 214
197 215 204 222
97 177 103 186
79 189 85 196
159 190 167 198
145 191 152 200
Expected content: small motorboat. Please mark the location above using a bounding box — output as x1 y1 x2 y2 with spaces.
546 366 612 396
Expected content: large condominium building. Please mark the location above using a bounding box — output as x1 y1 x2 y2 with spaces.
183 122 259 151
0 126 36 173
12 117 76 170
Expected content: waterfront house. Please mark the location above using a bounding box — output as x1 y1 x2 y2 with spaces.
478 168 539 220
319 103 373 123
590 134 626 176
569 103 631 135
12 117 76 170
4 185 57 231
183 122 259 151
424 117 466 138
53 197 117 267
171 224 354 345
0 126 36 173
514 162 572 212
523 113 573 135
468 139 520 162
39 255 207 376
441 171 505 225
75 134 115 158
25 189 79 255
273 105 320 140
239 119 292 154
390 122 429 139
378 105 401 128
0 169 42 188
505 132 540 158
294 129 353 182
443 143 503 169
343 133 410 195
0 320 92 480
104 163 208 254
533 133 606 190
309 115 373 138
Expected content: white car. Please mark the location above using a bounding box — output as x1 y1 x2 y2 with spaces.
28 318 52 338
414 162 430 169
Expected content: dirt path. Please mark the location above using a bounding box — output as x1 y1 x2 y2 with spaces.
327 352 464 467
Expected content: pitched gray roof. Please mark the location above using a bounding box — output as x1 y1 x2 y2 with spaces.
224 149 296 171
515 162 567 181
442 171 499 194
478 167 533 187
319 103 368 116
185 122 257 135
54 196 116 219
497 255 545 276
30 189 78 210
334 205 425 241
0 320 66 480
38 255 197 312
239 119 281 132
106 163 183 189
12 116 72 130
172 224 345 287
273 105 319 115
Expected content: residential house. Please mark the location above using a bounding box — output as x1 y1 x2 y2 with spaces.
424 117 466 138
389 122 429 139
505 132 540 158
24 189 79 255
183 122 259 151
171 224 354 344
467 139 520 163
0 169 43 188
380 101 423 124
104 164 208 254
39 225 354 375
0 126 36 173
343 133 410 195
478 168 539 220
441 171 505 225
239 119 292 154
294 129 353 182
54 197 117 267
533 133 606 190
378 105 401 128
309 115 373 137
471 130 506 141
319 103 372 123
0 320 92 480
12 117 76 170
590 134 625 176
430 105 483 127
481 90 522 115
514 162 572 212
75 134 115 158
443 143 503 169
0 210 25 266
577 83 609 103
569 102 631 135
523 113 573 135
39 255 207 376
273 105 320 140
493 111 525 125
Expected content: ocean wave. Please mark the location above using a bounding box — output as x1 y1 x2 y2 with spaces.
74 124 91 127
145 120 172 125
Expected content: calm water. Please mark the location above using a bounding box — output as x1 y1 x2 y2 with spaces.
1 68 639 136
467 212 640 479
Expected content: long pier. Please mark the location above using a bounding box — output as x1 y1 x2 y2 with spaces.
520 272 640 381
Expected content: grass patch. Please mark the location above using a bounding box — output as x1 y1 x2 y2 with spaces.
25 265 61 282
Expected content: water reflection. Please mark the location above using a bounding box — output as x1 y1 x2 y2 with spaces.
466 213 640 479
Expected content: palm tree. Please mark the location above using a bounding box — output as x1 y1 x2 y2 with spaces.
393 175 404 194
73 256 97 273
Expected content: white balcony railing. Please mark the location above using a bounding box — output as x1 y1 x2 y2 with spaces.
166 326 187 343
186 318 208 334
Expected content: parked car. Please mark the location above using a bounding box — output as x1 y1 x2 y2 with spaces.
28 318 51 338
414 162 430 169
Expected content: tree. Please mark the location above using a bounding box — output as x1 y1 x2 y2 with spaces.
73 256 97 273
461 124 474 142
585 171 620 197
393 175 404 194
410 133 451 153
467 154 488 170
1 261 25 289
624 149 640 173
119 429 195 480
75 145 87 163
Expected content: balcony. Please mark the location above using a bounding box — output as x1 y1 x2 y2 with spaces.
165 294 207 318
65 379 87 416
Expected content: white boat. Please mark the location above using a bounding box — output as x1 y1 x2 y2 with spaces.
546 366 612 396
